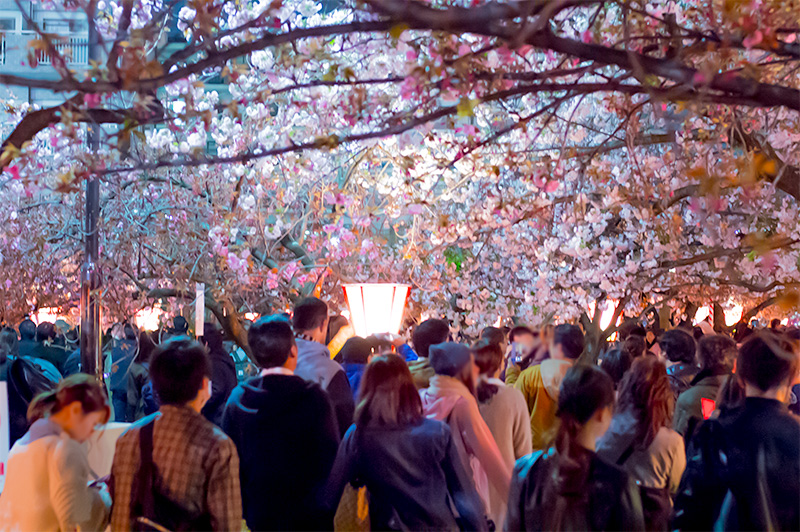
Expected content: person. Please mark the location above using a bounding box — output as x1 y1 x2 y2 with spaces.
0 374 112 530
480 326 508 354
473 338 532 528
110 337 242 531
504 325 541 384
222 318 339 530
623 334 647 359
200 323 238 427
33 321 68 374
673 334 737 437
673 331 800 531
600 347 633 390
770 318 782 332
340 336 374 401
324 355 487 531
109 322 138 422
596 356 686 530
408 318 450 389
507 365 644 530
658 328 698 400
17 318 38 359
127 329 155 421
515 324 585 450
292 297 355 436
420 342 512 520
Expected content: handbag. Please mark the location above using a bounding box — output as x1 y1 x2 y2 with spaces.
617 443 672 531
132 418 213 532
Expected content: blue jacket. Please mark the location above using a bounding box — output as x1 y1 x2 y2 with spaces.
343 362 367 401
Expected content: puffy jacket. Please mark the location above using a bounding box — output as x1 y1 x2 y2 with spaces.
673 397 800 531
507 446 645 531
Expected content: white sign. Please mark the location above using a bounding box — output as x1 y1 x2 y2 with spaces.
195 283 205 338
0 380 9 493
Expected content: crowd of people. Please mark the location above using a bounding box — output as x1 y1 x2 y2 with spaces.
0 297 798 531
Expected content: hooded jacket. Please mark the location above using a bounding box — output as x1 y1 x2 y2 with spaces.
0 419 110 531
221 373 340 531
514 358 574 449
420 375 512 513
294 338 355 436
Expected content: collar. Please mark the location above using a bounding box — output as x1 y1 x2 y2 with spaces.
260 367 294 377
295 332 317 343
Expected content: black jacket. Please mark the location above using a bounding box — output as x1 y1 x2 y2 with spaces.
507 446 644 531
201 347 237 427
221 373 340 531
666 363 699 401
673 397 800 531
324 419 487 531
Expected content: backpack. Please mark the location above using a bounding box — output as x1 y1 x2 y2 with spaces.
7 357 58 445
617 443 673 531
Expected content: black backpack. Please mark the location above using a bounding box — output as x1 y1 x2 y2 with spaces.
7 357 58 445
617 443 673 531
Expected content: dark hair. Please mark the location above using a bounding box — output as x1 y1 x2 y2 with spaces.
354 355 423 427
618 320 646 341
553 324 585 359
508 325 535 343
472 338 504 403
326 315 349 344
600 348 633 388
150 337 211 405
697 334 737 374
480 326 506 347
19 319 36 340
248 319 296 369
201 322 225 354
28 374 110 424
658 329 696 364
136 330 156 365
770 318 782 329
123 322 138 341
172 316 189 333
738 331 800 391
622 335 646 359
36 321 56 343
340 336 373 364
546 365 614 528
692 326 704 340
733 320 753 343
617 357 673 448
292 297 328 332
412 318 450 358
0 327 19 360
716 374 746 411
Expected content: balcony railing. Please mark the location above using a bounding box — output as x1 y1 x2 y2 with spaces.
37 35 89 65
0 36 6 65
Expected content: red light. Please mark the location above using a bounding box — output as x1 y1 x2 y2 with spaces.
701 398 716 420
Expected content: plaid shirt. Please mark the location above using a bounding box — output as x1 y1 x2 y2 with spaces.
110 405 242 531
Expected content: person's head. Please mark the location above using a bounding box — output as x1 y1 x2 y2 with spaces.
429 342 479 394
172 316 189 334
36 321 56 343
123 322 138 341
697 334 737 374
618 320 646 341
600 348 633 389
480 326 507 353
554 364 615 454
201 322 226 354
622 335 646 359
136 330 156 364
658 328 696 364
354 355 423 427
248 318 298 371
508 325 536 351
616 356 673 448
770 318 782 330
340 336 374 365
412 318 450 358
150 337 212 411
0 327 19 361
28 374 110 443
292 297 329 343
550 324 585 360
19 318 36 341
738 331 800 401
326 315 349 344
472 338 504 378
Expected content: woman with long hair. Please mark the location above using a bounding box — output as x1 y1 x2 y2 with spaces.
325 355 487 531
0 374 112 531
596 356 686 530
507 364 644 530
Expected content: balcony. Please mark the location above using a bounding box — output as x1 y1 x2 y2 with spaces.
0 31 93 74
36 35 89 65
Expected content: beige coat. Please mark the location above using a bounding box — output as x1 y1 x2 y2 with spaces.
0 421 110 531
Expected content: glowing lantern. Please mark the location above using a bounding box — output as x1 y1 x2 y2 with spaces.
723 304 743 327
343 283 410 337
134 307 164 331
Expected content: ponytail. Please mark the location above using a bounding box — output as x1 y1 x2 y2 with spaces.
27 374 111 424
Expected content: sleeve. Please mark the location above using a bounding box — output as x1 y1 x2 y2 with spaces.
327 370 356 437
49 439 107 531
505 459 527 532
668 434 687 494
206 438 243 532
109 431 136 531
456 399 512 500
320 426 358 513
616 475 645 531
511 389 533 459
440 425 488 532
673 397 689 436
396 344 418 362
505 363 521 386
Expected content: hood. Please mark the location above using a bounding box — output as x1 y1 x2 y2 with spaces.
18 418 63 445
229 375 313 417
540 358 574 400
420 375 474 422
295 338 330 360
